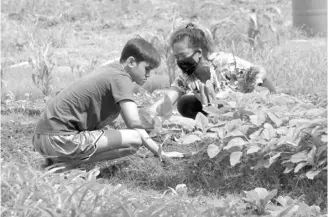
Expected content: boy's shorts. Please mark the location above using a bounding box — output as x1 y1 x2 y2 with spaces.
32 130 105 163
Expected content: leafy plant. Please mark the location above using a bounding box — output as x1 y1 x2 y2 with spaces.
270 195 322 217
28 40 56 100
243 187 278 215
175 89 327 181
210 5 283 48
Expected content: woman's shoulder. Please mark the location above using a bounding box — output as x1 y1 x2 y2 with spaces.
209 52 235 61
208 52 236 69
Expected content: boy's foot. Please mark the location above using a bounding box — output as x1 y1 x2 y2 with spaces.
41 158 79 172
41 158 54 169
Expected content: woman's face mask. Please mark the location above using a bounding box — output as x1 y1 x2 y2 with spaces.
177 51 200 76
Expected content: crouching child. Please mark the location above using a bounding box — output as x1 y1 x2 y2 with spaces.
32 37 183 170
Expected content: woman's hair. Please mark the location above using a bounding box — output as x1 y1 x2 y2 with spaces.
169 23 215 59
120 37 161 69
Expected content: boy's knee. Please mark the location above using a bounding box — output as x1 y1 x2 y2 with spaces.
128 130 142 152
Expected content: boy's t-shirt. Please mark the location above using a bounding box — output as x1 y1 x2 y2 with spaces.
35 61 135 135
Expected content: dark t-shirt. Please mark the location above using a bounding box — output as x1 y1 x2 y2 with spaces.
35 62 135 135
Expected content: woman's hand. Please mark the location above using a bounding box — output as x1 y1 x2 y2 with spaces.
162 151 185 158
252 65 267 86
199 80 217 105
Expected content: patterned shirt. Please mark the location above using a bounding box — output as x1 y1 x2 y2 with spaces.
171 52 254 99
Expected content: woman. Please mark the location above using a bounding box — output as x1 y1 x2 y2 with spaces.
150 23 276 119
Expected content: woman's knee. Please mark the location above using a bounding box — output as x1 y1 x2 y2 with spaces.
177 95 203 119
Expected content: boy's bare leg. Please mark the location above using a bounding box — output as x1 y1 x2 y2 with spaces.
49 129 142 169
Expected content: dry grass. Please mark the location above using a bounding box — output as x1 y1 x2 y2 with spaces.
1 0 327 216
1 0 326 101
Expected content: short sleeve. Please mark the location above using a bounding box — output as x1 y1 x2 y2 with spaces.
212 52 253 78
171 72 189 94
110 75 135 104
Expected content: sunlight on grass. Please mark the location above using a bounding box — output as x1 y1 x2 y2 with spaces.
1 0 327 216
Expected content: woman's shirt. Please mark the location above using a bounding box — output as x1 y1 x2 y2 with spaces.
171 52 254 100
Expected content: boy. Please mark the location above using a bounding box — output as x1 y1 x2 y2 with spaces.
32 37 183 169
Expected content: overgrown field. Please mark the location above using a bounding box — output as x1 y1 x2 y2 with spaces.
1 0 327 216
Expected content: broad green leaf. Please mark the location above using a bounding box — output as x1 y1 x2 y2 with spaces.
264 153 281 168
225 129 244 138
202 105 222 117
249 128 263 140
212 120 228 127
318 158 327 167
253 188 269 200
244 189 260 204
179 134 201 145
307 146 316 165
247 145 260 154
210 127 226 138
222 111 234 118
264 189 278 204
195 112 209 132
250 111 267 126
262 123 276 141
268 138 279 146
316 146 327 158
305 170 321 180
296 102 316 110
195 141 208 151
288 119 312 127
268 105 288 113
153 116 162 131
281 127 300 146
139 108 154 129
227 101 237 108
305 108 326 117
294 162 308 173
224 137 247 152
283 163 295 174
311 125 326 138
276 196 295 207
156 94 173 119
276 126 288 135
225 119 243 132
204 132 218 138
290 151 308 163
275 205 299 217
167 115 197 130
238 124 254 137
229 151 243 167
207 144 221 158
267 112 282 127
194 130 203 137
320 135 327 143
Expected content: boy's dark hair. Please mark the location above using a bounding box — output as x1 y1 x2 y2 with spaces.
170 23 215 60
120 37 161 69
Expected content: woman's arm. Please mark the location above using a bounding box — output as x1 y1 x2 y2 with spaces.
252 65 276 93
261 78 277 93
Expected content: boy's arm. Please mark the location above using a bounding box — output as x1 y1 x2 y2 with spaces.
120 99 181 157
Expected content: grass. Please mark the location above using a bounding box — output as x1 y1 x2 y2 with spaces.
1 0 327 216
